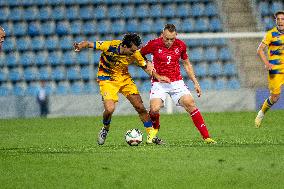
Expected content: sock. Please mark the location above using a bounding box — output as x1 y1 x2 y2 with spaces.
149 111 160 130
103 119 111 130
261 97 274 114
190 109 210 139
143 120 153 135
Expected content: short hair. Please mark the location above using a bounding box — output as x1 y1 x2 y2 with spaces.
163 24 176 32
122 33 142 48
274 10 284 19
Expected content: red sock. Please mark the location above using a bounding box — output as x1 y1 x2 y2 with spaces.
190 109 210 139
149 111 160 130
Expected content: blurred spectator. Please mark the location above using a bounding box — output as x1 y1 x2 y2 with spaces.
37 81 49 117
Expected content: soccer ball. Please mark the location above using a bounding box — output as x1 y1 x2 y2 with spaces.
125 128 143 146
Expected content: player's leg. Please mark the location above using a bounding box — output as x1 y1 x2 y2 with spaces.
255 74 283 127
126 94 156 143
149 98 165 144
97 80 119 145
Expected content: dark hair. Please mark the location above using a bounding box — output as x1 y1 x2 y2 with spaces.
274 10 284 19
122 33 142 48
163 24 176 32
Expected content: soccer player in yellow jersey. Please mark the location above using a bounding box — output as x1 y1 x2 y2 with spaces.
255 11 284 128
0 26 5 51
73 33 170 144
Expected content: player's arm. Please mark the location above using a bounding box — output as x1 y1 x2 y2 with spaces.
257 42 272 70
73 41 94 52
141 61 170 83
182 58 201 97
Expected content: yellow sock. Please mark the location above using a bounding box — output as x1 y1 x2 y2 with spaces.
153 129 159 136
145 127 153 135
261 97 274 114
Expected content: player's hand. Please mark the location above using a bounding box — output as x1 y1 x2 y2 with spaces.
194 83 202 97
158 76 171 83
73 42 81 52
265 63 273 71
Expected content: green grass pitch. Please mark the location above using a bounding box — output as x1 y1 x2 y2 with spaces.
0 110 283 189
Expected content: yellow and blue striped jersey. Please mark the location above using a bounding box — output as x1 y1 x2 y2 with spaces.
94 40 146 81
262 27 284 74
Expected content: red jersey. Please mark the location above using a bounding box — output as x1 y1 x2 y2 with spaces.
140 37 188 82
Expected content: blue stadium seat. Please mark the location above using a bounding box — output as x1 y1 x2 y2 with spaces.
194 63 208 77
176 3 191 17
0 86 9 96
70 20 82 35
45 36 59 50
162 4 176 18
214 78 227 90
128 65 137 77
38 6 51 21
258 1 270 16
0 55 4 67
93 5 107 19
135 4 149 18
199 78 213 91
181 18 195 32
83 82 98 94
219 47 232 61
51 6 66 20
263 16 274 30
13 22 27 36
76 51 89 66
55 83 69 95
82 21 96 35
209 17 223 32
12 84 25 96
51 67 65 81
80 66 91 80
9 7 24 21
208 62 222 77
108 5 122 19
70 82 83 95
31 36 45 50
66 6 79 20
0 7 9 22
23 68 37 81
93 51 101 64
149 4 162 18
195 18 209 32
191 3 205 17
62 51 75 66
41 21 56 36
204 47 218 62
227 78 241 89
25 83 40 96
137 69 148 79
34 51 48 67
23 7 39 21
270 1 283 14
6 52 18 67
8 68 22 82
153 18 166 33
126 19 138 33
223 62 237 76
139 80 151 92
143 34 157 44
17 37 31 51
66 67 80 80
48 51 62 67
0 70 7 82
189 47 203 62
43 82 54 95
79 6 94 20
38 67 50 81
110 20 125 34
97 20 111 34
59 36 73 50
3 37 16 52
56 21 70 36
204 3 218 17
20 51 35 67
122 5 134 18
139 19 153 33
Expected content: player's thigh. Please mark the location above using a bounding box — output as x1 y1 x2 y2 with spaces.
120 78 140 97
179 94 196 112
99 80 120 102
126 94 147 113
268 74 284 95
150 82 167 104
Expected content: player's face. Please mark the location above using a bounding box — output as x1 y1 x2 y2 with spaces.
162 29 177 48
276 13 284 32
0 29 5 50
123 44 139 55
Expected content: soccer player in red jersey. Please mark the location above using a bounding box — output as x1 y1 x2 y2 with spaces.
0 27 5 51
140 24 216 144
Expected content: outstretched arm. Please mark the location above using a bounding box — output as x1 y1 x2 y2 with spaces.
73 41 94 52
182 58 201 97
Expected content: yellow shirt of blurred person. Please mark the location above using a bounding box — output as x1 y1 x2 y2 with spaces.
262 27 284 74
94 40 146 81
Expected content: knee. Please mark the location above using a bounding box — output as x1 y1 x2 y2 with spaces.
150 105 161 113
105 106 115 115
181 99 196 113
271 94 280 103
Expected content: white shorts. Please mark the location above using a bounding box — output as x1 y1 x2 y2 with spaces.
150 80 192 106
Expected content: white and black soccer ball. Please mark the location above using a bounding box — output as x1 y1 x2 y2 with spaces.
125 128 143 146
